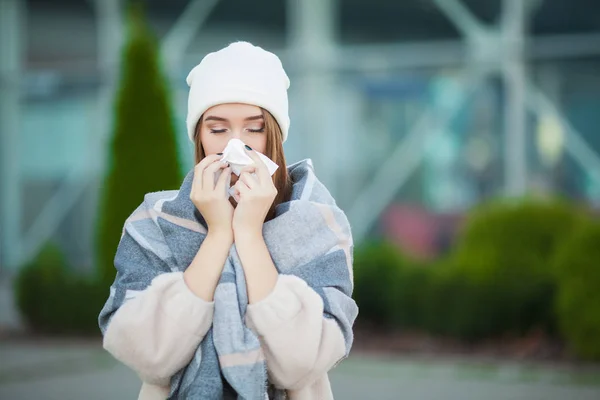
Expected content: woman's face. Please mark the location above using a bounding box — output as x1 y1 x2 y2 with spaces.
199 103 268 157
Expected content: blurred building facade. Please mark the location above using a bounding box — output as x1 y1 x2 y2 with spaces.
2 0 600 271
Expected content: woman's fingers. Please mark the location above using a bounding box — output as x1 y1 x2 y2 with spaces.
202 158 228 191
232 190 240 204
238 165 257 175
193 154 222 190
234 180 251 197
238 166 258 189
239 172 257 189
243 147 270 183
215 166 232 196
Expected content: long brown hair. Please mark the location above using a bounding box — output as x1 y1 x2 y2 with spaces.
194 108 292 221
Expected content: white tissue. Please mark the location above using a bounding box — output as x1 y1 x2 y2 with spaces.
214 138 279 199
221 138 279 176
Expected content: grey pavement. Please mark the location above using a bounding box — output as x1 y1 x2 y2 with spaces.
1 339 600 400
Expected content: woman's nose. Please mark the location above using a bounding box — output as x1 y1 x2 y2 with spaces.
231 129 243 140
231 134 250 150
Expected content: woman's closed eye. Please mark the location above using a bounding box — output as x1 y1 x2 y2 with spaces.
208 126 264 134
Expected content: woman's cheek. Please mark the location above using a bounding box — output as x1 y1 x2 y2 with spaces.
203 135 230 155
247 137 268 154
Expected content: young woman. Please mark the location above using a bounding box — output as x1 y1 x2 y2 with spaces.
98 41 358 400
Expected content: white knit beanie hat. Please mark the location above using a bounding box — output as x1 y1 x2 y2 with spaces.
185 41 290 143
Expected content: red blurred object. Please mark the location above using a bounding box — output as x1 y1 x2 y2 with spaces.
381 203 464 260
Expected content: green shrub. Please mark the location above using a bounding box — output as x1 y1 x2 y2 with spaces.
16 243 68 331
554 221 600 360
352 200 600 357
453 199 583 281
446 199 584 337
95 2 182 287
16 242 107 335
422 261 554 341
353 241 430 328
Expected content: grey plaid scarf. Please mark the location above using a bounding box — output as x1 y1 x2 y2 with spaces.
99 159 357 399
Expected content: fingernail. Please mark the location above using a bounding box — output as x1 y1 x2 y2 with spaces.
244 145 252 151
217 152 223 156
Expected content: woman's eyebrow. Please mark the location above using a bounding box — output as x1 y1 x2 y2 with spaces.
204 116 227 122
204 115 263 122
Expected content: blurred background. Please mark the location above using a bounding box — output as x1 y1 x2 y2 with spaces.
1 0 600 399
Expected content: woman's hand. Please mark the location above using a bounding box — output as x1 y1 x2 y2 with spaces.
190 154 234 239
232 146 277 237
